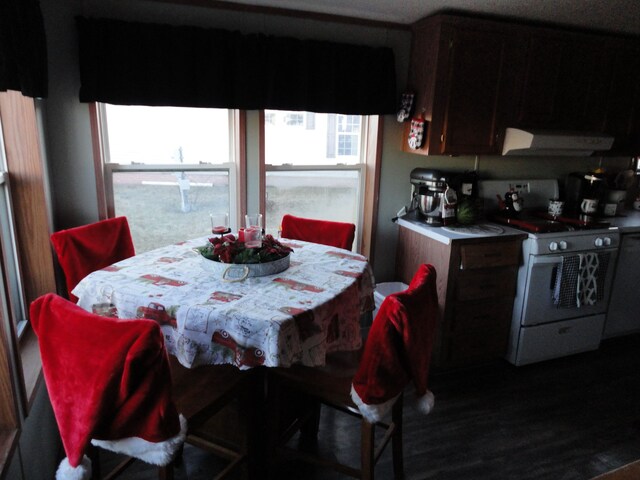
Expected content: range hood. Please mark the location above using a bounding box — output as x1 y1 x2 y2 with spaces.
502 128 614 156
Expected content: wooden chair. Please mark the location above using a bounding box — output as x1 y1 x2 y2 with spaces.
30 293 184 480
280 214 356 250
169 358 262 480
31 293 256 480
267 264 439 479
50 216 135 302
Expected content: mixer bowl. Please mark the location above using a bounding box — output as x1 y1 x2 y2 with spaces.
418 193 442 223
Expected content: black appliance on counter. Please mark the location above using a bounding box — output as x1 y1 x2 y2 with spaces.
565 172 606 213
410 168 451 225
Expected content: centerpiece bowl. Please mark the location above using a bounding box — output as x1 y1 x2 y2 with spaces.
195 233 293 281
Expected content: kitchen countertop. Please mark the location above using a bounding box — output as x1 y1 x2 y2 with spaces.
396 214 525 245
397 208 640 244
607 208 640 233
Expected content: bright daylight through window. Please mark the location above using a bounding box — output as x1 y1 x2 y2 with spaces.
264 110 365 241
101 105 235 252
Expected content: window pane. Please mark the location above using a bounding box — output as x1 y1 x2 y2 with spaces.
112 170 229 252
265 170 359 234
104 105 230 165
265 110 362 165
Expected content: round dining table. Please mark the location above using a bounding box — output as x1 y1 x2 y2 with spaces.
73 236 375 370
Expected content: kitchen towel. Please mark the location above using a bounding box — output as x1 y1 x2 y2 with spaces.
553 255 580 308
577 252 600 307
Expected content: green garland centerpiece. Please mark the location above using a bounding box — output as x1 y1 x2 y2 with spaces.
196 233 293 264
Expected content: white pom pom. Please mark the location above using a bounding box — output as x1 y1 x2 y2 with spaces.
55 455 91 480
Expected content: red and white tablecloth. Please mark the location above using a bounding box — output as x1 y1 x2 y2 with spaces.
73 237 375 369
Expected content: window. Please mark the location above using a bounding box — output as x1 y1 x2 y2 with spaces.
0 123 27 338
99 105 238 253
263 110 367 249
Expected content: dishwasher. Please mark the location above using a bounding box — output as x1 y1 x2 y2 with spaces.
604 232 640 338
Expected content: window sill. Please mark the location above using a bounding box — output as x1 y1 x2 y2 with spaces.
19 326 42 412
0 428 19 479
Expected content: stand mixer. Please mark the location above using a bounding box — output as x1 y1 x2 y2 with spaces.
410 168 451 226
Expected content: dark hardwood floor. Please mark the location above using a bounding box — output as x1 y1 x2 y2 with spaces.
102 334 640 479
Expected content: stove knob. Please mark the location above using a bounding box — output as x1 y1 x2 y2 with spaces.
603 237 612 246
549 241 559 252
559 240 568 250
594 237 604 247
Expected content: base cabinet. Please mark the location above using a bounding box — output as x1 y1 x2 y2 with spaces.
395 226 524 369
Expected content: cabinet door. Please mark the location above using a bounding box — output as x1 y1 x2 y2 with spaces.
432 25 517 155
598 41 640 154
515 32 606 130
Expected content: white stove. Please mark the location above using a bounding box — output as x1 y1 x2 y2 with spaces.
479 179 620 366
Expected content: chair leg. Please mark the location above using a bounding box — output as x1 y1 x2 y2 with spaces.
361 420 375 480
299 399 321 447
158 462 174 480
391 399 404 479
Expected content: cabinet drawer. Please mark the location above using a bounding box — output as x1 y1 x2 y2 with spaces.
459 241 520 269
451 300 512 333
456 267 517 301
446 300 512 364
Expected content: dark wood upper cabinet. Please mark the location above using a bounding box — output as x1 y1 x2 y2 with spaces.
404 15 520 156
404 14 640 156
597 40 640 154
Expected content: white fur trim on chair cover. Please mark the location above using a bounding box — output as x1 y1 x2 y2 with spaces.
413 389 435 415
90 414 187 466
55 455 91 480
350 385 400 424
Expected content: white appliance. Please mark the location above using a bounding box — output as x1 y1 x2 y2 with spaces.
479 179 620 366
604 233 640 338
501 128 614 156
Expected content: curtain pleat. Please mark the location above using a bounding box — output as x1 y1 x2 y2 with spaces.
76 17 396 114
0 0 48 98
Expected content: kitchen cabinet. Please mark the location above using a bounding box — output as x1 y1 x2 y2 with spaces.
403 15 520 156
594 40 640 154
395 226 524 369
404 13 640 156
604 233 640 338
513 31 607 131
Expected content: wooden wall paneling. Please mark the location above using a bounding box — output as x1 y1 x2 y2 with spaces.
0 91 56 303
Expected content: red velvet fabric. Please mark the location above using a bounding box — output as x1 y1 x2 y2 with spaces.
30 293 181 468
280 214 356 251
50 217 135 302
351 264 438 408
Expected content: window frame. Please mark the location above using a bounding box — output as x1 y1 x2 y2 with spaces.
260 111 383 258
92 104 246 237
0 90 58 477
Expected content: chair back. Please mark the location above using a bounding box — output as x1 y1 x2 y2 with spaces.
280 214 355 250
351 264 438 422
30 293 184 472
50 216 135 302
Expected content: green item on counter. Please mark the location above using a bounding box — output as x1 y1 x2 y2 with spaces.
456 197 478 225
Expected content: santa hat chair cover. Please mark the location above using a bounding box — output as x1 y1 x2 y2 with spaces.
30 294 186 480
280 214 356 251
50 216 135 303
350 263 438 423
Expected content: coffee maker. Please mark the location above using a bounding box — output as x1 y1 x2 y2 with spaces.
410 168 451 225
565 172 606 216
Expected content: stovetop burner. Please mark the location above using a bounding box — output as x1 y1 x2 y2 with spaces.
490 210 611 234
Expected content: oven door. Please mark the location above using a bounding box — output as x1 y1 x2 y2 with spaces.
519 248 617 326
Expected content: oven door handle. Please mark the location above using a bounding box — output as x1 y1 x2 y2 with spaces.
530 254 564 265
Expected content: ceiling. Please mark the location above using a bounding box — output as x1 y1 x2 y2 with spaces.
223 0 640 36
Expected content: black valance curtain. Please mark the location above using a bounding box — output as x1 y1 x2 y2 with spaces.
0 0 48 98
76 17 396 115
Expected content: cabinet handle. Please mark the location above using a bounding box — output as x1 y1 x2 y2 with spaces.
440 133 445 143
